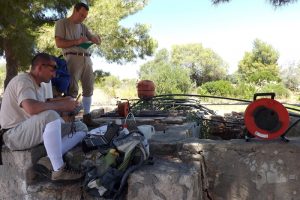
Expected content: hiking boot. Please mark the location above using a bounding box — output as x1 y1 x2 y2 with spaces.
51 163 83 182
83 113 101 127
37 156 53 171
34 156 53 179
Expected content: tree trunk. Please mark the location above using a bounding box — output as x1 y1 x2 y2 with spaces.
3 39 18 89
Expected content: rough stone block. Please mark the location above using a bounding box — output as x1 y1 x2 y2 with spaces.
0 145 46 199
127 158 203 200
181 138 300 200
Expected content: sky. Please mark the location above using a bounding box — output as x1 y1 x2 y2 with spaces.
93 0 300 79
2 0 300 79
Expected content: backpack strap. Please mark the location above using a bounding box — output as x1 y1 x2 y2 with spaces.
113 146 150 200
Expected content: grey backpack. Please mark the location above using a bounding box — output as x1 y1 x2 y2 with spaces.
81 130 151 199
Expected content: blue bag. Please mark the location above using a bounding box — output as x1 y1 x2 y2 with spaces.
51 55 70 95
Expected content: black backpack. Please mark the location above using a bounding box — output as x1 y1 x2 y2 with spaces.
82 130 151 199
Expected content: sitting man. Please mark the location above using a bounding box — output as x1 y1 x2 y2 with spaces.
0 53 87 182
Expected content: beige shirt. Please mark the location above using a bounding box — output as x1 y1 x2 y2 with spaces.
55 18 94 54
0 73 50 129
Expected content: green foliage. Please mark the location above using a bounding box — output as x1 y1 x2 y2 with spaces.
196 79 289 100
139 49 193 94
0 0 77 88
233 82 256 100
248 69 281 84
99 75 121 97
198 80 234 97
171 44 228 86
116 79 137 99
139 44 228 95
212 0 297 7
281 62 300 91
94 69 110 85
197 80 256 100
0 0 76 70
238 39 280 84
95 77 137 99
36 24 62 56
258 82 291 98
1 0 157 88
37 0 158 64
84 0 158 63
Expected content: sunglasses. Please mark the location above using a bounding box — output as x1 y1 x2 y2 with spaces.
41 63 57 69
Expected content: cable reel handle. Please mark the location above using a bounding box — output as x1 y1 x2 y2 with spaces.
253 93 275 101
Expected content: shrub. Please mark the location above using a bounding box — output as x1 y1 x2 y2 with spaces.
258 82 291 99
98 75 121 97
116 79 138 99
198 80 234 97
233 82 256 100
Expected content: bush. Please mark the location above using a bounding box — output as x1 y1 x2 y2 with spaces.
198 80 234 97
258 82 291 99
233 82 256 100
98 75 121 97
140 63 193 95
116 79 138 99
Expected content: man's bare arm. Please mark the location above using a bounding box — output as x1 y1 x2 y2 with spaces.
21 99 78 115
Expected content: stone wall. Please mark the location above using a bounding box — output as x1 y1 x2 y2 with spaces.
0 145 46 199
149 136 300 200
1 121 300 200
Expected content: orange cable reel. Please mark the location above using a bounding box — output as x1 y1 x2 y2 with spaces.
244 98 290 140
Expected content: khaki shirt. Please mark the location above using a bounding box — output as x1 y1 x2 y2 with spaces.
0 73 50 129
55 18 94 54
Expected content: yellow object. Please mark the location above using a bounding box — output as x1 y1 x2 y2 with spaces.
76 93 82 102
109 149 119 156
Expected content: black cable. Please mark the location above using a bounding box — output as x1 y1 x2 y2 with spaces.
128 94 300 117
202 118 244 125
283 118 300 136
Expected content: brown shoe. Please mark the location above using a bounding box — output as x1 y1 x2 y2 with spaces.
51 163 83 182
35 157 83 182
37 156 53 171
83 113 101 127
34 156 53 179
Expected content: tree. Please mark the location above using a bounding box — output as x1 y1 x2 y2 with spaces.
0 0 77 88
281 62 300 91
199 80 235 97
171 44 228 86
212 0 297 7
238 39 281 84
85 0 157 64
139 49 193 94
37 0 158 64
1 0 157 88
94 69 110 84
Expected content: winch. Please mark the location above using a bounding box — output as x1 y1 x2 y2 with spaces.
244 93 290 140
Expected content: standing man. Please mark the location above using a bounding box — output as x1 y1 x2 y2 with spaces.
55 2 101 127
0 53 87 181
